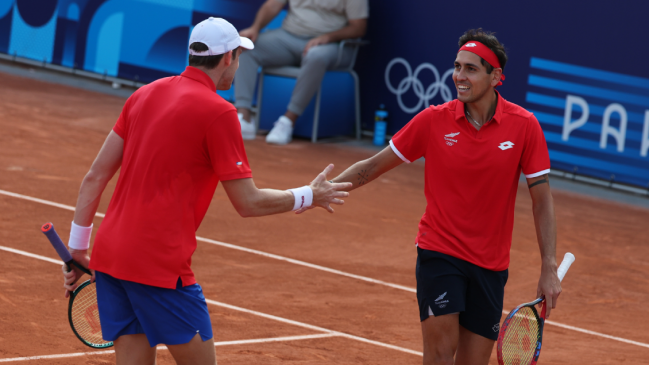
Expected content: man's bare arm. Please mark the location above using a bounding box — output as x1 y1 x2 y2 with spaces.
64 130 123 296
73 131 123 227
239 0 285 43
221 178 293 217
221 164 351 217
330 146 404 191
527 173 561 318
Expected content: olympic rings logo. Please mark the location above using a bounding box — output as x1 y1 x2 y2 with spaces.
384 58 454 114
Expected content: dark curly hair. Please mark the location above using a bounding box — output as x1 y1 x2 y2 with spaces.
458 28 507 74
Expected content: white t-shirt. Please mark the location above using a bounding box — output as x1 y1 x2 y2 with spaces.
276 0 369 37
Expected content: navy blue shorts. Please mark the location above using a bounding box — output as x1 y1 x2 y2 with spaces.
95 271 213 347
415 247 508 341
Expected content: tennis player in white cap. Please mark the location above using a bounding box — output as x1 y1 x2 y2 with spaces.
62 17 350 365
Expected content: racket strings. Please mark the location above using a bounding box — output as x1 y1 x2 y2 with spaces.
500 307 541 365
70 282 110 345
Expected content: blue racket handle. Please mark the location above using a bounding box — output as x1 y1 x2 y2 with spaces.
41 222 92 276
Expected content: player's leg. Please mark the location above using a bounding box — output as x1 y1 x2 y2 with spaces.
96 271 156 364
266 42 347 144
455 262 508 365
421 313 459 365
454 325 494 365
415 247 469 365
121 278 215 363
286 43 340 119
114 334 157 365
167 334 217 365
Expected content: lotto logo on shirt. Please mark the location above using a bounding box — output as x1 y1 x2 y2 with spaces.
525 57 649 188
498 141 514 150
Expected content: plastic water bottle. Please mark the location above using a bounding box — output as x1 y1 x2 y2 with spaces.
373 104 388 146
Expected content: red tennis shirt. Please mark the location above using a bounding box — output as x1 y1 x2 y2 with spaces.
390 92 550 271
90 66 252 288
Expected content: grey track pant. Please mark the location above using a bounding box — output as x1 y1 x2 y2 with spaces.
234 28 353 116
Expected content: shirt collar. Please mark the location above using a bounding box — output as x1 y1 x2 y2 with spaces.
180 66 216 92
454 90 504 125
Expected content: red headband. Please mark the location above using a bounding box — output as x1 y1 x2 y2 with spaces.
458 41 505 86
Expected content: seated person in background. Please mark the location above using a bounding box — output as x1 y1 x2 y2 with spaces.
235 0 368 145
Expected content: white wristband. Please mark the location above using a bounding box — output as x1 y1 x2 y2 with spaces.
288 186 313 211
69 221 93 250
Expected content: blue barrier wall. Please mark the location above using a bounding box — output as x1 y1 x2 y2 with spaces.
0 0 264 82
356 0 649 188
1 0 648 187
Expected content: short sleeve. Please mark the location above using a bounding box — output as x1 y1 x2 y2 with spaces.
389 108 432 163
205 110 253 181
521 114 551 178
346 0 368 20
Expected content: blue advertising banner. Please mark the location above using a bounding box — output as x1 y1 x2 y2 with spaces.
525 58 649 187
0 0 263 83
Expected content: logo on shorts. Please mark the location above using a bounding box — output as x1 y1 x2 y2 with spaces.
493 323 500 332
444 132 460 146
498 141 514 150
435 292 449 308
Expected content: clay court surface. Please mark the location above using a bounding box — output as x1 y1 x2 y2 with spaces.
0 72 648 364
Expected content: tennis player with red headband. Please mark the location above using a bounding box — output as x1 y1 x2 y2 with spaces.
319 28 562 364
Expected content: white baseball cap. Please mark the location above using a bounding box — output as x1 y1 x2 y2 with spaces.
189 17 254 56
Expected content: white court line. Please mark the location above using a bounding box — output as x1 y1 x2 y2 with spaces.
503 309 649 350
212 333 338 347
0 189 105 218
0 245 423 358
0 246 63 265
2 189 649 351
0 350 114 363
0 334 341 363
207 299 423 356
543 319 649 349
196 236 416 293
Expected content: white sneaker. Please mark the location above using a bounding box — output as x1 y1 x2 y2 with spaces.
238 113 256 140
265 116 293 145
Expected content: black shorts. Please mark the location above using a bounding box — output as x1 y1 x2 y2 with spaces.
416 247 508 341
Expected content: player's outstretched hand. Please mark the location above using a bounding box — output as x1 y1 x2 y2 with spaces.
304 164 351 214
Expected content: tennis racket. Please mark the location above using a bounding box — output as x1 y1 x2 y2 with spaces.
41 222 114 349
497 252 575 365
